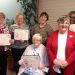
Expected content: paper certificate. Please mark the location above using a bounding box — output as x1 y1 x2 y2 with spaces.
70 24 75 32
22 55 40 68
0 34 11 45
14 29 29 40
53 65 61 73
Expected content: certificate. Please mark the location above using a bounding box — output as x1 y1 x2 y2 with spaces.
22 55 40 68
14 29 29 40
0 34 11 45
53 65 61 73
70 24 75 32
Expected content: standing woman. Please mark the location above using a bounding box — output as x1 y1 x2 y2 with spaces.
0 12 10 75
46 15 75 75
9 12 30 74
31 12 53 46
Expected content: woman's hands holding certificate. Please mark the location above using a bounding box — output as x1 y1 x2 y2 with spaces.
38 63 45 70
20 39 25 43
9 39 15 44
19 59 28 67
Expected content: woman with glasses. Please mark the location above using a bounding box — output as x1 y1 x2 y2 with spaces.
9 12 30 75
46 15 75 75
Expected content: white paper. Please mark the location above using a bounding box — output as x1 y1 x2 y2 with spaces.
22 55 40 68
0 34 11 45
69 24 75 32
14 29 29 40
42 67 49 72
18 67 25 75
53 65 61 73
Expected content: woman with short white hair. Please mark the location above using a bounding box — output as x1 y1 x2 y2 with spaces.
18 33 49 75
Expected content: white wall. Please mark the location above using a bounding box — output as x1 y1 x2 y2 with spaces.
39 0 75 30
0 0 22 19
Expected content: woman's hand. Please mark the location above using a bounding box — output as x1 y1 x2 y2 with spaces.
53 58 63 67
60 60 68 68
38 63 45 70
53 59 68 68
19 59 28 67
9 39 15 44
20 39 25 43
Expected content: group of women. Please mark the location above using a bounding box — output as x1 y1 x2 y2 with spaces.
0 10 75 75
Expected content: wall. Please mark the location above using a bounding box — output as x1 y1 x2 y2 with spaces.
39 0 75 30
0 0 22 19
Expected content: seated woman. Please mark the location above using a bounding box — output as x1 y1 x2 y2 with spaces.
18 33 49 75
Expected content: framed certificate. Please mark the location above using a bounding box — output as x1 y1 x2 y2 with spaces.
14 29 29 40
0 34 11 45
22 55 40 68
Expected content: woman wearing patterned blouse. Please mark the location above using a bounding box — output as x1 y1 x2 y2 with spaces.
31 12 53 46
0 11 10 75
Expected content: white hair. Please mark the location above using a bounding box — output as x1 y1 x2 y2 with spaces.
32 33 42 41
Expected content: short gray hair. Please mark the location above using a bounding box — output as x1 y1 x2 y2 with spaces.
57 15 70 23
32 33 42 41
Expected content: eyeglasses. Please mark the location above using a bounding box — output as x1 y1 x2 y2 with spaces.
70 16 75 19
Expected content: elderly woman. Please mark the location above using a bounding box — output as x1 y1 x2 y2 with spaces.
18 33 49 75
46 15 75 75
0 12 9 75
9 12 30 74
31 12 53 46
